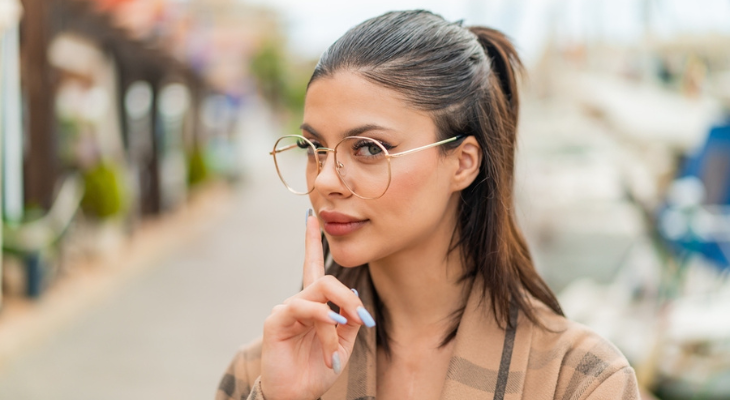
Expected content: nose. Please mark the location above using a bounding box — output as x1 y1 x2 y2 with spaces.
314 149 351 198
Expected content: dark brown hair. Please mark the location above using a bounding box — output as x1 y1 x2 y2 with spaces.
309 10 563 356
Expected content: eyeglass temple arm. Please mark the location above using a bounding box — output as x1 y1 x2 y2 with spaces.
269 146 335 157
271 135 464 157
388 135 466 158
269 143 298 155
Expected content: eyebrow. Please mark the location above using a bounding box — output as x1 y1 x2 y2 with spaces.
299 123 394 140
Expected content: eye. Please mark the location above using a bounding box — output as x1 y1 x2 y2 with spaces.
298 137 327 153
305 137 326 149
363 143 383 156
296 139 310 149
351 139 392 157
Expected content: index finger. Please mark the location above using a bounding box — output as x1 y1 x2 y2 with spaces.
303 209 325 288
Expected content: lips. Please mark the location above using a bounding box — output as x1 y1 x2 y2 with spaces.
319 210 369 236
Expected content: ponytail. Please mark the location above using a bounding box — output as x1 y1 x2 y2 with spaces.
467 27 523 122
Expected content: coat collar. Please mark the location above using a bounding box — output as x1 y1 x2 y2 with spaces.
324 275 530 400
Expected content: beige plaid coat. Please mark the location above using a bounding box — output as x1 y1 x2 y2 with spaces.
216 279 640 400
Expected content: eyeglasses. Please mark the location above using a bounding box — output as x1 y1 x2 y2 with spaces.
269 134 465 199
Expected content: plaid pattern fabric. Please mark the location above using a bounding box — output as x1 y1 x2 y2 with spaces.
216 279 639 400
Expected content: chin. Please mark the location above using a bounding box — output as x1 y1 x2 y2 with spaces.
327 240 373 268
330 251 367 268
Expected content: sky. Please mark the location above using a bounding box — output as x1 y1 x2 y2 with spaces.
244 0 541 61
243 0 730 66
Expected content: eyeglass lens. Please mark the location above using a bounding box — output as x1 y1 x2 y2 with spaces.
272 136 391 199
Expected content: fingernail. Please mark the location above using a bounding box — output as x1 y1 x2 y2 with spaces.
357 307 375 328
305 209 311 226
332 352 342 374
351 288 359 297
328 310 347 325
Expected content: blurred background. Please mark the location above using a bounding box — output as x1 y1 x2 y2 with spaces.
0 0 729 399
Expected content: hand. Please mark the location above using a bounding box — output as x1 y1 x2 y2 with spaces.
259 210 374 400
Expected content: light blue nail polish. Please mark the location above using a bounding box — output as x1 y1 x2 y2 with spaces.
351 288 359 297
328 311 347 325
332 352 342 374
305 209 309 226
357 307 376 328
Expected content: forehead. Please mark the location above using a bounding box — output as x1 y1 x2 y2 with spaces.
303 71 436 140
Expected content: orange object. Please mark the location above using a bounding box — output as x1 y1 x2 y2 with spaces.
88 0 136 12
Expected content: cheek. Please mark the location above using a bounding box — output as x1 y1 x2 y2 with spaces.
374 157 451 229
317 156 453 266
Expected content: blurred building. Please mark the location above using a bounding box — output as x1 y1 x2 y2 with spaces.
0 0 283 299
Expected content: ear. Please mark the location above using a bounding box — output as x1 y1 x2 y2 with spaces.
451 136 482 192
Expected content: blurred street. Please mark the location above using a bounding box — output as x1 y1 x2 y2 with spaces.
0 137 311 400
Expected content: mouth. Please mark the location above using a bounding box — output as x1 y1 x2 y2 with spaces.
319 210 369 236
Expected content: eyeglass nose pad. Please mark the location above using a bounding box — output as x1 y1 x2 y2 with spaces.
336 161 346 177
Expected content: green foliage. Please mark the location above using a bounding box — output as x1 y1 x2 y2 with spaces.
249 38 316 117
188 146 209 187
81 162 126 219
282 63 311 112
250 39 288 108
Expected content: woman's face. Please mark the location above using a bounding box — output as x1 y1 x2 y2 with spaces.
304 71 462 267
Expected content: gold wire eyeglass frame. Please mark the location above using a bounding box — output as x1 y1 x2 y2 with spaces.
269 134 465 200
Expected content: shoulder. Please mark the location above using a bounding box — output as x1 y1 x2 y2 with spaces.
215 337 263 400
524 301 640 399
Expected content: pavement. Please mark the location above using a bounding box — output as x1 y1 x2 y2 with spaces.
0 111 312 399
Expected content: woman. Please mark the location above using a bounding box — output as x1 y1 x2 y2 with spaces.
217 10 639 400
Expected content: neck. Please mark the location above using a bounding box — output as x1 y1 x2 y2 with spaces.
368 212 470 346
